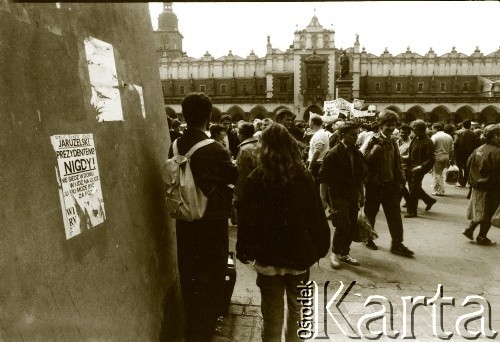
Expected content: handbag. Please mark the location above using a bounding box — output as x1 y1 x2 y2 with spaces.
357 211 378 243
445 165 459 184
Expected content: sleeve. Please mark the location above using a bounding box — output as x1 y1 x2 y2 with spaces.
420 140 436 171
234 148 256 203
318 149 334 184
311 175 331 259
363 137 381 165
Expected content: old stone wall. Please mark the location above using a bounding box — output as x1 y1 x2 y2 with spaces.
0 2 182 340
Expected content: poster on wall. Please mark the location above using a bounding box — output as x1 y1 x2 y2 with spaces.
84 36 124 122
51 134 106 240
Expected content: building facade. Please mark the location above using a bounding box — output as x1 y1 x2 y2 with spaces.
154 3 500 124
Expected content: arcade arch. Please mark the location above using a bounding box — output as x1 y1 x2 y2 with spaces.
456 106 474 124
430 106 450 123
249 106 268 121
480 105 500 123
211 107 222 123
303 105 322 122
406 106 426 122
226 106 245 122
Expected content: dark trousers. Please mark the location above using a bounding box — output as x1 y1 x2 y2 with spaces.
176 218 229 342
407 170 434 214
257 270 310 342
330 197 359 256
457 158 470 187
310 162 322 191
479 191 500 238
364 182 404 245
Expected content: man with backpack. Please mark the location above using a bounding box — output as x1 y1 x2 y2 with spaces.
166 93 238 341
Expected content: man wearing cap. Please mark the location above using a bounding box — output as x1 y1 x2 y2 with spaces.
319 122 365 268
454 119 480 187
462 124 500 245
362 110 414 257
405 120 436 218
275 108 294 131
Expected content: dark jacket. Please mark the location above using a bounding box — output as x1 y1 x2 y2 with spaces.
319 142 364 202
236 167 330 270
168 127 239 220
455 128 481 163
227 129 240 159
363 134 405 186
408 135 435 173
467 141 500 193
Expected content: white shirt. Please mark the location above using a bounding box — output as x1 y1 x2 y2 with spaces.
307 128 330 163
431 131 454 156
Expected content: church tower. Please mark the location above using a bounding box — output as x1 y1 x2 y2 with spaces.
154 3 183 59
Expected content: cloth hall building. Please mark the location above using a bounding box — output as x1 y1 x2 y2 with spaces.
155 3 500 124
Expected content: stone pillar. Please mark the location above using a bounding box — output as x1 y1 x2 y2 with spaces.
336 78 353 102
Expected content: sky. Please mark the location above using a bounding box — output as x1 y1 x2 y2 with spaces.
149 2 500 60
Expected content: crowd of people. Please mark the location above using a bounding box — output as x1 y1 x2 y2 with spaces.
166 93 500 342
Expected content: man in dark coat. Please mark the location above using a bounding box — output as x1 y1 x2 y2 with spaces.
405 119 436 218
168 93 238 341
362 110 414 257
454 119 481 187
319 122 365 268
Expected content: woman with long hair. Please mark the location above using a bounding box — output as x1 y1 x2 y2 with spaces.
236 123 330 342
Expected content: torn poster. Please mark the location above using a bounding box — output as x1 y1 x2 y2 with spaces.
133 85 146 118
84 36 124 122
51 134 106 239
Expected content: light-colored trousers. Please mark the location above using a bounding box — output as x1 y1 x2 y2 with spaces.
432 154 450 194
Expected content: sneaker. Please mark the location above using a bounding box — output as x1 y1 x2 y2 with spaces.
391 244 414 257
462 228 474 240
364 239 378 250
339 255 360 266
425 198 437 212
330 253 340 269
431 192 444 196
404 212 418 218
476 236 495 246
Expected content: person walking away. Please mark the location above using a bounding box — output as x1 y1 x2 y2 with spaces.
307 115 330 187
454 119 480 187
319 122 365 269
236 124 330 342
405 120 436 218
430 122 454 196
169 93 238 342
233 122 260 221
398 124 412 207
462 124 500 245
362 110 414 256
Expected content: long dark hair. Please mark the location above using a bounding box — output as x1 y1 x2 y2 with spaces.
258 123 305 185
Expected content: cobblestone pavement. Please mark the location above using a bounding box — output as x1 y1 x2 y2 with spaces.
214 176 500 341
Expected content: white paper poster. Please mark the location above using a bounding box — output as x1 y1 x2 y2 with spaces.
84 36 124 122
51 134 106 239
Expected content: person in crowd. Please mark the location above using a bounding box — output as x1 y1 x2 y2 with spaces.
169 118 183 141
454 119 481 187
319 122 364 269
219 114 240 158
356 123 371 147
430 122 454 196
275 108 295 131
398 124 412 207
462 124 500 245
254 118 273 138
359 122 380 153
253 118 263 134
233 122 260 215
328 119 345 148
405 120 436 218
362 110 414 257
444 124 456 138
236 124 330 342
307 115 330 187
209 124 228 147
169 93 238 342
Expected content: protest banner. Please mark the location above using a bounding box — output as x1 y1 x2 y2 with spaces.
51 134 106 239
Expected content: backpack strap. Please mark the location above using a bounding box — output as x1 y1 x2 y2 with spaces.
185 139 215 158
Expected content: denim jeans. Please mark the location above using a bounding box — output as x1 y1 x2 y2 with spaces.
256 270 310 342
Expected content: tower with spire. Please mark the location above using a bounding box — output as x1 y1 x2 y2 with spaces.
154 3 183 60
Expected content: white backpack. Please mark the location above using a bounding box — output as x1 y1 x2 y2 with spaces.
163 138 215 221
